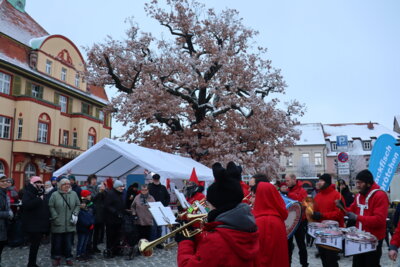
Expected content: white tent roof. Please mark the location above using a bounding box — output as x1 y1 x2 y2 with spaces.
53 138 213 183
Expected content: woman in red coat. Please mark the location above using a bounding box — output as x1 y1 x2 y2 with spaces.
253 181 289 267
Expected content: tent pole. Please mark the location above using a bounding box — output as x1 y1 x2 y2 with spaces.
93 155 124 175
117 164 140 179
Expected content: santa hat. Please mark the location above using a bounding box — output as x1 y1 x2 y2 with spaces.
81 190 91 198
189 168 199 185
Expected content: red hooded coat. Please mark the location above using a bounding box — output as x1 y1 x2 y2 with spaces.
253 182 289 267
288 180 307 220
178 204 259 267
313 184 345 227
347 183 389 240
187 192 205 205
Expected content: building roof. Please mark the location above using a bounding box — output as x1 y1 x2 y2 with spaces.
0 0 48 46
323 123 399 142
0 0 109 103
294 123 326 145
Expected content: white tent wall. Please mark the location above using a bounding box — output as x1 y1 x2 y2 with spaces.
53 138 214 186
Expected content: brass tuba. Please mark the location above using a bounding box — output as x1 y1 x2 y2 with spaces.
138 216 206 257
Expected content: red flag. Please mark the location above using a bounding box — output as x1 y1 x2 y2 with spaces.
189 168 199 185
166 178 170 189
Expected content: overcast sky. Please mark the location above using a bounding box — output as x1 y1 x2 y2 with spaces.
26 0 400 137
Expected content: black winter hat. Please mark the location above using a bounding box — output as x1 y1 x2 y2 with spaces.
207 162 244 210
226 161 242 181
319 173 332 186
356 169 374 184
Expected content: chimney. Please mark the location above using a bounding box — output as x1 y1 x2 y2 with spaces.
367 121 374 130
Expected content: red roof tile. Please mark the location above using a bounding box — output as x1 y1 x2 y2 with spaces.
88 84 109 102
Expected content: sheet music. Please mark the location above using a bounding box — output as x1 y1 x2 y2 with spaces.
148 203 177 226
174 188 190 209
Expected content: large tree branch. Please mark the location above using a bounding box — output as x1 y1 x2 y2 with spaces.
153 113 183 132
104 54 134 94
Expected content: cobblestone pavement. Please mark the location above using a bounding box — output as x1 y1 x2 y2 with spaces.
1 240 395 266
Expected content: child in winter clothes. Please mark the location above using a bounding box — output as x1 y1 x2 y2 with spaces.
76 190 95 261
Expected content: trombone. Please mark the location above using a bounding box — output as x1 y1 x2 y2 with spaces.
138 215 207 257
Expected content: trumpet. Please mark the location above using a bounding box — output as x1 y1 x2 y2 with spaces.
139 217 205 257
178 198 207 219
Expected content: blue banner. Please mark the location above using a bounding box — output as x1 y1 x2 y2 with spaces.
369 134 400 191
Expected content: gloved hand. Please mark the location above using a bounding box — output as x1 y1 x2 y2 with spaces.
70 214 78 224
8 210 13 219
174 232 194 243
346 212 357 221
311 211 322 221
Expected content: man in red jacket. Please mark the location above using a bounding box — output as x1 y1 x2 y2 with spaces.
312 173 345 267
346 169 389 267
177 162 259 267
285 173 309 267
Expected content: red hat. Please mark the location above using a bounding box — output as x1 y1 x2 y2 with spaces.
280 182 287 187
81 190 91 198
189 168 199 185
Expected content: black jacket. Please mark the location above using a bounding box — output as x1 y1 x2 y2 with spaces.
340 186 355 207
21 183 50 233
148 183 170 207
93 191 106 224
71 183 82 199
103 188 125 225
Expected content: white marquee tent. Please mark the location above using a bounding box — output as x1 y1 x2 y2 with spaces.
53 138 213 184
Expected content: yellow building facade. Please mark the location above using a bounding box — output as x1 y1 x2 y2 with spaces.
0 0 111 188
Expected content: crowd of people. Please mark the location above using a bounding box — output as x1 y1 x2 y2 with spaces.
0 164 399 267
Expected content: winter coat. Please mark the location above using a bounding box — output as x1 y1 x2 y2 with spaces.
0 188 10 241
178 203 259 267
313 184 345 227
339 186 355 207
125 186 139 209
77 204 95 234
390 223 400 251
187 192 205 205
347 183 389 240
131 194 155 226
148 183 170 207
21 183 50 233
48 189 80 233
104 188 125 225
93 190 106 224
253 182 289 267
71 183 82 199
288 181 308 220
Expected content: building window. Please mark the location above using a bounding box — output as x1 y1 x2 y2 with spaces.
314 152 322 166
72 132 78 147
0 72 11 94
82 102 90 115
31 84 43 99
331 142 337 151
37 113 50 143
363 141 372 151
0 116 11 139
88 127 96 149
99 110 104 122
61 68 67 81
301 153 310 164
59 95 68 113
46 60 52 74
75 73 80 87
0 162 4 175
24 163 36 179
286 156 293 167
17 118 23 140
62 130 69 146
